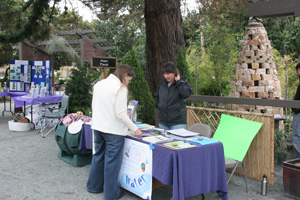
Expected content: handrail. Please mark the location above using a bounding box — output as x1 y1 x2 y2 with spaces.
187 95 300 109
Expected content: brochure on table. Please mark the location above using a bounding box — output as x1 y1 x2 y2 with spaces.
119 138 153 199
161 141 196 150
142 135 173 144
9 60 51 92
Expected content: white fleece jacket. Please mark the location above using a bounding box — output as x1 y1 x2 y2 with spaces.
91 74 138 136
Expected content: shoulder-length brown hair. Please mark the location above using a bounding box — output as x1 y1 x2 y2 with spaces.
114 64 134 85
114 64 135 99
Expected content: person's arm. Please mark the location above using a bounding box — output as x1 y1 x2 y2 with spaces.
115 86 142 137
293 83 300 113
176 76 193 99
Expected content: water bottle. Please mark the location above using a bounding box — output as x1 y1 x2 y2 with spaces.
261 174 267 196
3 82 8 92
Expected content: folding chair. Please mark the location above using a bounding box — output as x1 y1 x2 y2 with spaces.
213 114 263 192
38 94 69 138
188 123 212 138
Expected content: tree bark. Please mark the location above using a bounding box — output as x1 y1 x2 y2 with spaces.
145 0 185 95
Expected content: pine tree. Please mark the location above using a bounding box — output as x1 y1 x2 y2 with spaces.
123 50 155 124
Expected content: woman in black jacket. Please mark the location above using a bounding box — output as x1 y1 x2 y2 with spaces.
154 62 193 130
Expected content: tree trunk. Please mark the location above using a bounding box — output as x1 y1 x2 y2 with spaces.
145 0 185 95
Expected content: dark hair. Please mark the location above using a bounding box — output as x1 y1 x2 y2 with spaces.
296 63 300 70
114 64 134 84
162 62 179 74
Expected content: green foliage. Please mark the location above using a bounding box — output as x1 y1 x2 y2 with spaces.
123 50 155 124
263 16 300 58
176 48 193 82
95 19 146 70
0 43 18 67
65 63 99 115
274 129 289 158
182 10 202 48
186 30 237 96
273 48 299 100
0 0 52 43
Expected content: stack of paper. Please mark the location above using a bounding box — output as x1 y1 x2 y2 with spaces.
142 135 173 144
167 128 198 137
136 123 155 129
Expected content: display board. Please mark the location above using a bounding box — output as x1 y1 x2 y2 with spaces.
31 60 51 91
119 138 153 199
9 60 51 92
9 60 31 92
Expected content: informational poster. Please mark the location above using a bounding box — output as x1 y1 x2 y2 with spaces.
10 60 31 92
119 138 153 199
32 60 51 92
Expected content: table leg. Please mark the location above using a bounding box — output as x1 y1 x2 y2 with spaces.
31 106 35 129
1 97 4 116
2 96 13 116
23 101 26 117
26 103 35 130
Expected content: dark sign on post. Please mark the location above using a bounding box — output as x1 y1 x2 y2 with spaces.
91 57 117 79
91 57 117 68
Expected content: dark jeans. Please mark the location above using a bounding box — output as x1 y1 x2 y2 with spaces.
292 114 300 159
86 130 125 200
158 123 187 130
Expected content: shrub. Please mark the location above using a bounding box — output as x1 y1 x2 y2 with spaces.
122 50 155 124
65 63 99 115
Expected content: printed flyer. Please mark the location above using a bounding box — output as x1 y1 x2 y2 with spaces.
119 138 153 199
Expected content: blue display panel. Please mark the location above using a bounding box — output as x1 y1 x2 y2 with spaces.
9 60 31 92
9 60 51 92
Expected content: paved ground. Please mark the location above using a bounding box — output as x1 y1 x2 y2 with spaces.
0 102 296 200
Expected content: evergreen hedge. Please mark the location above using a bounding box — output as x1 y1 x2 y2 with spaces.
176 48 194 87
65 63 99 115
123 50 155 124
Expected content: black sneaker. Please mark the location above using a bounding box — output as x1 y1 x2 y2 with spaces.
87 189 102 194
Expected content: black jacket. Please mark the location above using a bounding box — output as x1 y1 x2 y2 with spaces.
154 76 193 125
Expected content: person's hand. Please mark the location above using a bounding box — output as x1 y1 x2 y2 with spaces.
135 129 143 138
175 73 181 81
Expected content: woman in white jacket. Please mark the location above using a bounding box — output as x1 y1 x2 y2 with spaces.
87 64 142 200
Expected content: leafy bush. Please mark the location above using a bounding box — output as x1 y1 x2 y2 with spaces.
65 63 99 115
274 129 289 158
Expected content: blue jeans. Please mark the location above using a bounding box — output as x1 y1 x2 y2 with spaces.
292 114 300 159
86 130 125 200
158 123 187 130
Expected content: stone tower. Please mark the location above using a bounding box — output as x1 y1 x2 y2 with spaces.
231 21 282 114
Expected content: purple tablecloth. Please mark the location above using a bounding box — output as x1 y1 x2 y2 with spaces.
151 140 228 200
79 124 93 154
12 95 63 108
79 124 228 200
0 91 28 97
